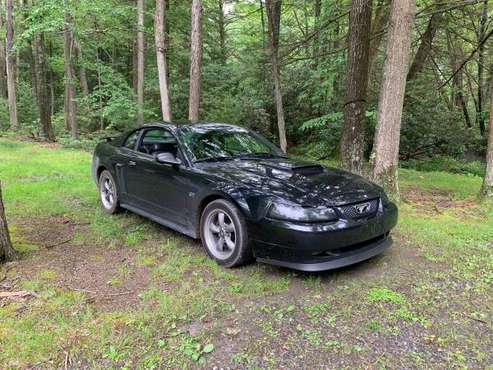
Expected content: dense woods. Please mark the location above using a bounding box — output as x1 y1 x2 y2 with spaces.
0 0 492 196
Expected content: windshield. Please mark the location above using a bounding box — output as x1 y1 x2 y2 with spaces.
178 125 285 162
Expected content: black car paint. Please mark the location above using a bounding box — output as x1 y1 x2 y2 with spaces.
92 123 398 271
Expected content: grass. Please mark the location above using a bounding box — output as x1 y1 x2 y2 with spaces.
0 138 492 368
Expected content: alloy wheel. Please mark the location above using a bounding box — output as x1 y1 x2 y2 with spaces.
203 209 237 260
100 176 116 210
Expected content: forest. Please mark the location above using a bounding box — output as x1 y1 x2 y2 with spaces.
0 0 491 196
0 0 493 368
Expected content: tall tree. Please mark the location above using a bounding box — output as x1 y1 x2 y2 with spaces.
0 181 15 263
406 11 442 81
477 0 488 136
74 40 89 98
371 0 416 195
340 0 373 174
155 0 172 121
217 0 227 65
265 0 287 152
188 0 202 123
369 0 389 68
63 13 77 139
137 0 145 126
0 0 7 99
5 0 17 130
480 66 493 198
33 33 55 141
446 31 471 128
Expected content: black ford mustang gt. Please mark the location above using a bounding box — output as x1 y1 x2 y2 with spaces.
92 122 398 272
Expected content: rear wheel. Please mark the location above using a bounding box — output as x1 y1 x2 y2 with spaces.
99 170 120 214
200 199 252 268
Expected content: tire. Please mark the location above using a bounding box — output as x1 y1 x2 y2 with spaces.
200 199 253 268
98 170 120 214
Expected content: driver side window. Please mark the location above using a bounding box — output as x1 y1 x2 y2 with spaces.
138 128 178 157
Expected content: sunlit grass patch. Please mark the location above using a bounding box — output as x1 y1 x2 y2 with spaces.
400 168 482 199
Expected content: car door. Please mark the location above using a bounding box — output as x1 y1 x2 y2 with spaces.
113 129 143 206
125 127 190 227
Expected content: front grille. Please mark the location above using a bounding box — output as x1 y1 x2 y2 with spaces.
338 198 379 219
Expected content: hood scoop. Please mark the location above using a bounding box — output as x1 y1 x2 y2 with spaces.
292 165 324 176
263 162 325 177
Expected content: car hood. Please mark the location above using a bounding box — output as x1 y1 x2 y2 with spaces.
197 157 383 207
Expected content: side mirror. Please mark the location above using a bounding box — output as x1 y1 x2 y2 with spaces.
155 152 182 165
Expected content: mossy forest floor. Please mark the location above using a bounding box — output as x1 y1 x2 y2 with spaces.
0 138 492 369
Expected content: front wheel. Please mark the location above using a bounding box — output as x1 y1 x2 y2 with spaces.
200 199 252 268
99 170 120 214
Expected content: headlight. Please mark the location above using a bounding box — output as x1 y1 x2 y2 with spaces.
268 202 338 222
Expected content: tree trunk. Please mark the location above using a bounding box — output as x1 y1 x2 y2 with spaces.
155 0 172 121
477 0 488 136
74 40 89 97
132 39 138 94
371 0 416 196
340 0 373 174
33 33 55 141
188 0 202 123
0 0 7 99
312 0 321 62
446 31 471 128
407 11 442 82
63 13 77 139
369 0 389 68
266 0 287 152
137 0 145 126
0 181 15 263
481 66 493 198
5 0 17 130
217 0 227 65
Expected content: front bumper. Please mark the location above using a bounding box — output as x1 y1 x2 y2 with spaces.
249 202 398 272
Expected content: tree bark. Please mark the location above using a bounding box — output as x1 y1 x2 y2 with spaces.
155 0 172 121
406 11 442 82
369 0 389 68
5 0 17 130
477 0 488 136
137 0 145 126
188 0 202 123
63 13 77 139
33 33 55 141
371 0 416 196
217 0 227 65
74 40 89 97
481 65 493 198
446 31 471 128
266 0 287 152
0 0 7 99
0 181 15 263
340 0 373 174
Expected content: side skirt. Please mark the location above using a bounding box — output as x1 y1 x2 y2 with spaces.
120 203 198 239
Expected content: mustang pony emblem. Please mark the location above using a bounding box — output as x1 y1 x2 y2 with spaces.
354 202 371 214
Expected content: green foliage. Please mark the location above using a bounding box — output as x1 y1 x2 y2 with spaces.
402 156 485 177
367 288 406 305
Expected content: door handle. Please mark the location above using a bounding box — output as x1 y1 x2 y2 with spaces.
128 161 137 167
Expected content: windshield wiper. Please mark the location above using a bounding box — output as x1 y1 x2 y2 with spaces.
194 156 235 163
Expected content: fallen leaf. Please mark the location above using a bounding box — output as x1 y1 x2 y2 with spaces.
203 343 214 353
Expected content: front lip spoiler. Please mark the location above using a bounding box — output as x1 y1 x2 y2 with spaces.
256 236 392 272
